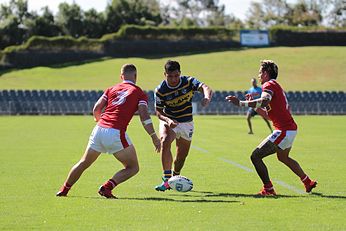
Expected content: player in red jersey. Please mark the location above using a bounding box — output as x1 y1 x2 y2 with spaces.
226 60 317 196
56 64 161 199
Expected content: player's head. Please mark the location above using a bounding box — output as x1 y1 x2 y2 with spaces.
251 78 257 87
121 64 137 83
164 60 181 87
258 60 278 84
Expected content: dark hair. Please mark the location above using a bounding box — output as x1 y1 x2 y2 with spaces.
164 60 180 72
260 60 278 79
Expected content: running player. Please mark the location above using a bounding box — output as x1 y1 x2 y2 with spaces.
226 60 317 196
56 64 161 199
154 60 213 191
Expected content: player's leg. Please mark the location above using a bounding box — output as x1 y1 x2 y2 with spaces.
155 123 176 191
173 137 192 175
250 138 278 195
56 147 101 196
99 145 139 199
276 148 317 193
246 109 254 134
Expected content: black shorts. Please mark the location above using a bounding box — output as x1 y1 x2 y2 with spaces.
247 108 257 117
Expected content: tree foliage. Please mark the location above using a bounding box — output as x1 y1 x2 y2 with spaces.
0 0 344 50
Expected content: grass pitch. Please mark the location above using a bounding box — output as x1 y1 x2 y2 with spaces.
0 46 345 91
0 115 345 230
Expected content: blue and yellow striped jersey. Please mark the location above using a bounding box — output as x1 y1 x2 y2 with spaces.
155 76 203 122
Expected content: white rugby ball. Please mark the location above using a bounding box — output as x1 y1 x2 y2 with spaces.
168 175 193 192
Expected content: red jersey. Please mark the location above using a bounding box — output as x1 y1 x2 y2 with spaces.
98 81 148 130
262 80 297 130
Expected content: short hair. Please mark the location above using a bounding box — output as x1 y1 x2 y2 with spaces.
260 60 278 79
121 64 136 76
164 60 180 73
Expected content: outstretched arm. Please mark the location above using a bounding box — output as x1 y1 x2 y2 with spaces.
138 104 161 153
199 83 213 107
226 91 272 109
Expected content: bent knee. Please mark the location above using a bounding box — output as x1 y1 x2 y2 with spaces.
250 149 261 162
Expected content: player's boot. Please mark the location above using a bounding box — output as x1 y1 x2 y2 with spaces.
98 185 117 199
304 180 318 193
56 186 70 197
155 178 171 192
257 187 277 196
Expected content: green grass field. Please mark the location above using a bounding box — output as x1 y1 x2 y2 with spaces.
1 46 345 91
1 116 345 230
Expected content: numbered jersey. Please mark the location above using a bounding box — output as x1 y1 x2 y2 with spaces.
98 81 148 130
262 80 297 130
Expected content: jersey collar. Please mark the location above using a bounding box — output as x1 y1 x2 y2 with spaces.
165 78 182 89
123 80 136 85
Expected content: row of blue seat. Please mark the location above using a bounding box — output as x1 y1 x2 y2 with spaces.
1 90 345 102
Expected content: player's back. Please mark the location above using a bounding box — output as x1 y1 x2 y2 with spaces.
263 80 297 130
98 82 147 130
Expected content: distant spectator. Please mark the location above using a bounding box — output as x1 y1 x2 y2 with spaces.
245 78 272 134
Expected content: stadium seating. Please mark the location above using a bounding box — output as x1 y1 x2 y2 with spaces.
0 90 345 115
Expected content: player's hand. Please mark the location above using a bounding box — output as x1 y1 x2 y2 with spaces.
168 119 178 129
151 134 161 153
201 98 211 107
245 93 253 100
225 95 240 106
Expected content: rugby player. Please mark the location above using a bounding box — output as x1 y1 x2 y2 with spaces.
226 60 317 196
56 64 161 199
154 60 213 191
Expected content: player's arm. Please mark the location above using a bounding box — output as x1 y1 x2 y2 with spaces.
199 83 213 107
155 107 178 129
226 91 272 109
93 95 107 122
138 104 161 153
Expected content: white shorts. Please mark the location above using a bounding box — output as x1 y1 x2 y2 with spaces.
267 130 297 150
159 120 194 141
87 125 132 154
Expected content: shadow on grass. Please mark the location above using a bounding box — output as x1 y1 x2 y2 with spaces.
120 197 239 203
311 192 346 199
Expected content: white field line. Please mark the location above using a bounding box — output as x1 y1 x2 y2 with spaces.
192 145 305 194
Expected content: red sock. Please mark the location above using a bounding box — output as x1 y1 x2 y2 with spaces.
64 182 72 189
264 181 273 190
300 175 311 185
103 179 117 190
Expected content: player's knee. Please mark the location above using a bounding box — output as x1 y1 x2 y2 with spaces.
128 163 139 176
250 148 262 163
277 155 289 164
161 137 172 149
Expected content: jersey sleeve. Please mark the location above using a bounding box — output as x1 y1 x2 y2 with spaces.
138 89 148 107
101 88 110 102
154 88 164 110
189 77 203 91
262 81 274 97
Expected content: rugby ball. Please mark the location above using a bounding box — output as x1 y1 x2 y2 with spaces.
168 175 193 192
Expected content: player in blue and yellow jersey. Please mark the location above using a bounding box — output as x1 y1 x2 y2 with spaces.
154 60 213 191
246 78 272 134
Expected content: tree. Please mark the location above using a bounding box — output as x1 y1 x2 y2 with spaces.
105 0 162 33
326 0 346 27
246 2 266 28
83 9 106 38
291 0 322 26
23 7 61 37
56 2 84 38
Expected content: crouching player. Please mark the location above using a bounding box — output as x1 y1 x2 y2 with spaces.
56 64 161 199
226 60 317 196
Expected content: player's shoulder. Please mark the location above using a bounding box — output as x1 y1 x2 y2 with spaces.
155 80 167 94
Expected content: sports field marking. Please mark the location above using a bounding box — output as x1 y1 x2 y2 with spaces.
192 145 305 194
